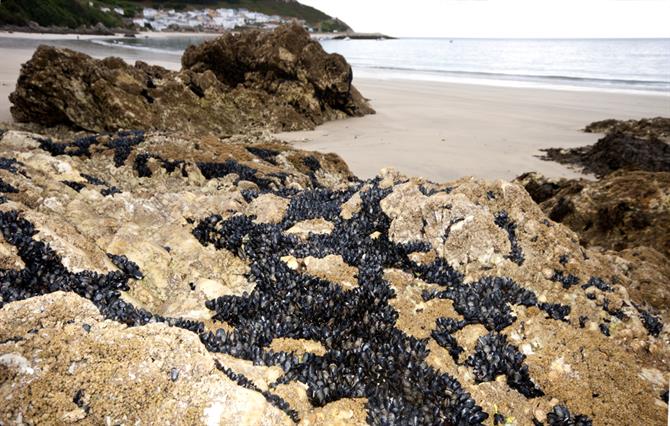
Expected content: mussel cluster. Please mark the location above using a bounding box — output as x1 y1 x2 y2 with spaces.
0 157 20 195
192 181 597 424
494 210 525 265
550 270 580 289
195 182 491 424
0 178 18 194
69 172 122 197
61 180 86 192
4 135 663 424
245 147 280 165
0 210 202 335
197 160 275 190
37 131 145 167
465 332 544 398
0 157 21 174
133 153 187 178
545 404 593 426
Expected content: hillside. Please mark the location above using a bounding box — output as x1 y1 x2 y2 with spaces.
0 0 350 32
0 0 125 29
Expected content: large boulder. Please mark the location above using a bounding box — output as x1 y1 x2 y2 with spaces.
1 130 668 425
182 23 374 121
8 24 374 134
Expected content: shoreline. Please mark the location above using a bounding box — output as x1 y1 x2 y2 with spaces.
3 31 668 97
350 68 670 98
1 34 669 182
278 77 669 182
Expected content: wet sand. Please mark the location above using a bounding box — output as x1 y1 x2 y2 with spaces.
1 32 669 181
279 79 670 181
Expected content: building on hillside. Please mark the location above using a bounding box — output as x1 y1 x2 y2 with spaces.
132 7 308 32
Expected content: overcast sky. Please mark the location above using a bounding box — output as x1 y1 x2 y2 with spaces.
300 0 670 38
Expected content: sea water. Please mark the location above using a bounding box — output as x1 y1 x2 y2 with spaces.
93 36 670 94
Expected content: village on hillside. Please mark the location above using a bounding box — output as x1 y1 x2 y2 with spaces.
131 7 304 32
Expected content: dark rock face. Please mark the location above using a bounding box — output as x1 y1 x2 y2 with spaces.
540 131 670 178
516 171 670 258
9 24 373 134
182 23 373 121
584 117 670 139
515 170 670 317
525 118 670 319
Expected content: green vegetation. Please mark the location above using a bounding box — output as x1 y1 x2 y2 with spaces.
131 1 342 28
0 0 351 31
0 0 124 29
318 18 350 33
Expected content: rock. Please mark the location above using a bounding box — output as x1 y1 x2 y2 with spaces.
9 24 373 135
515 171 670 258
182 23 374 124
521 117 670 322
584 117 670 139
539 118 670 178
515 170 670 318
268 338 327 357
302 254 358 290
281 255 300 270
285 218 335 239
0 292 292 425
0 129 353 322
1 128 669 425
602 246 670 319
245 193 290 224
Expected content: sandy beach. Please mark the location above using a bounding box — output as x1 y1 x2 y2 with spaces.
280 79 669 181
1 32 668 181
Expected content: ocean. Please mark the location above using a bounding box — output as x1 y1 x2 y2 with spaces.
93 36 670 94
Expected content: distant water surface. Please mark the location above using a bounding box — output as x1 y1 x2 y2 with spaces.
320 38 670 94
89 37 670 94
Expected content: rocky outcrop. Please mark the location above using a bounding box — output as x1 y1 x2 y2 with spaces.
527 118 670 318
516 171 670 256
181 23 373 120
1 129 668 425
515 170 670 316
8 24 373 135
539 117 670 178
584 117 670 139
540 131 670 178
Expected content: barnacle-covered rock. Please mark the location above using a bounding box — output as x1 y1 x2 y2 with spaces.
515 171 670 319
0 292 293 425
1 129 668 425
515 171 670 258
9 24 373 135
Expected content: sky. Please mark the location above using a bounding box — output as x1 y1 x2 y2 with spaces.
300 0 670 38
